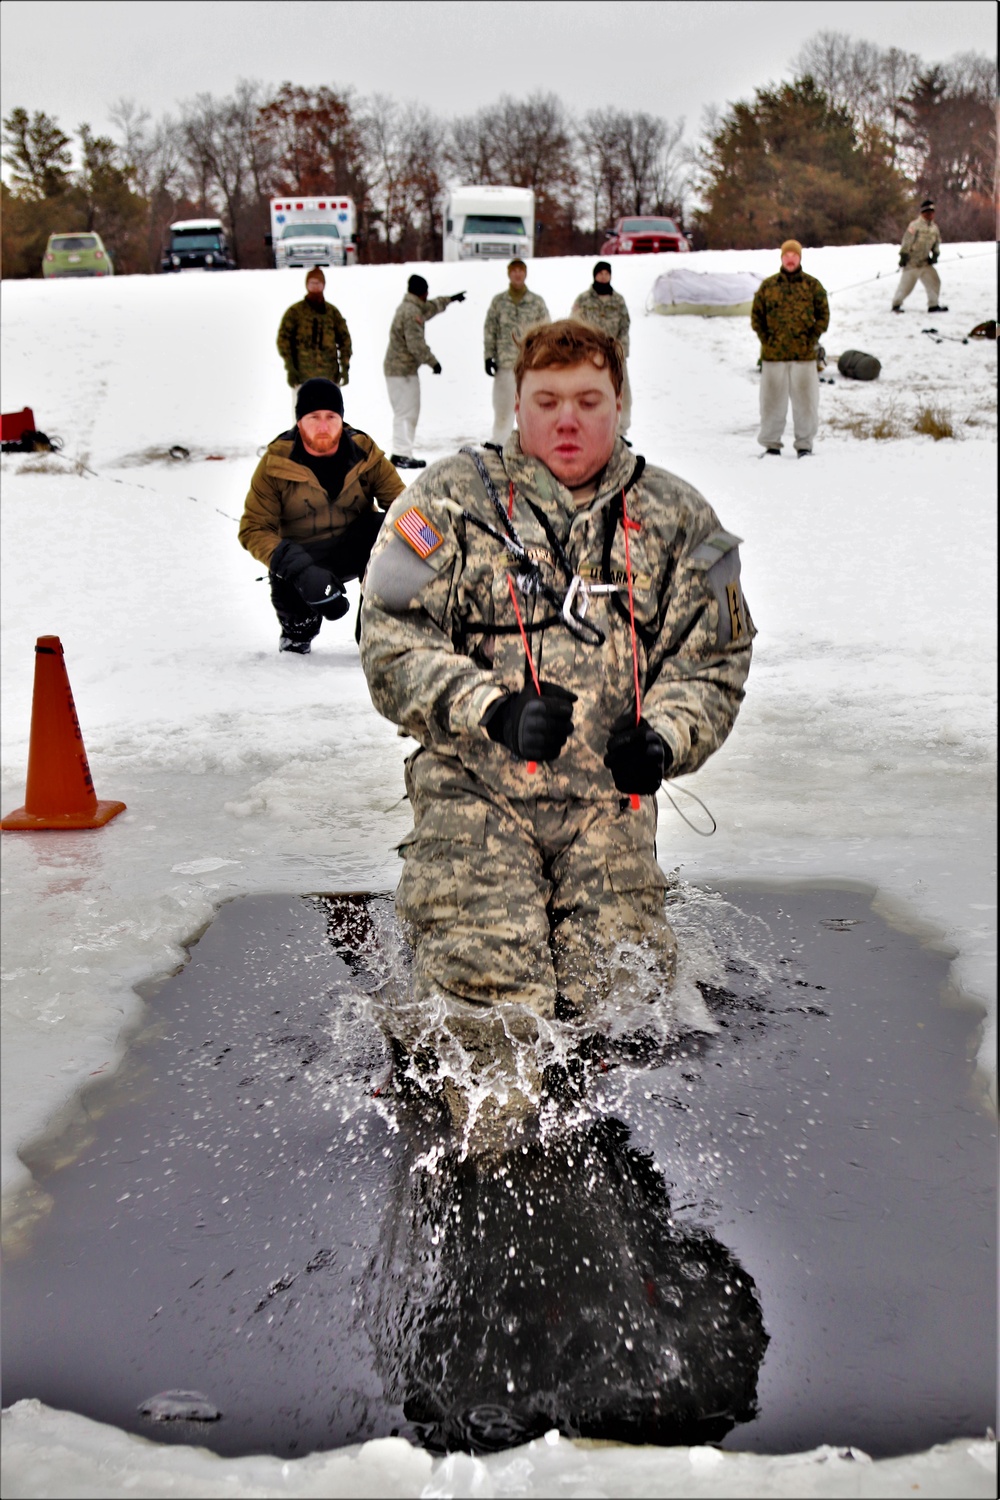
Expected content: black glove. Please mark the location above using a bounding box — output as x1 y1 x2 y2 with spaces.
929 251 939 265
485 358 497 377
899 252 909 267
451 291 466 303
430 360 442 375
271 540 350 621
484 681 576 762
603 713 671 795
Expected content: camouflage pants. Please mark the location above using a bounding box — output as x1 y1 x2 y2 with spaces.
396 749 675 1023
892 264 941 309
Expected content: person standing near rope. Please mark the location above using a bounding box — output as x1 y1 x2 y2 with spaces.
892 200 947 314
359 321 754 1116
571 262 633 441
483 258 550 445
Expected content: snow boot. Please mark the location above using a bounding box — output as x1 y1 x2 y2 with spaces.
927 305 949 313
279 635 312 655
760 447 781 458
390 454 427 470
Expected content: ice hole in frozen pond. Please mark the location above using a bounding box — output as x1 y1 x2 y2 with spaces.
2 885 995 1461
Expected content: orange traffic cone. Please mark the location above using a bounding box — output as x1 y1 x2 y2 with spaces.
2 636 127 831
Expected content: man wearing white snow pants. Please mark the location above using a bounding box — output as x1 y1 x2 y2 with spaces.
385 375 422 464
383 274 465 469
750 240 829 458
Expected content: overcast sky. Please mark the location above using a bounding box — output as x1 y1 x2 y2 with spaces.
2 0 995 157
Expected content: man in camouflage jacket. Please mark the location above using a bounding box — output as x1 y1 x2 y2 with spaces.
892 200 945 313
360 321 753 1106
240 378 404 653
277 267 352 391
483 258 550 445
572 261 633 437
750 240 829 457
383 274 465 468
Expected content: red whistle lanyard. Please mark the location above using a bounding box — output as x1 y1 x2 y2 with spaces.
505 482 643 807
621 487 642 810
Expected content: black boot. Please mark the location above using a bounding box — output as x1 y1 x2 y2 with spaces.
389 454 427 470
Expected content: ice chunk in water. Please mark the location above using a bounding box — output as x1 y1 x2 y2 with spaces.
138 1389 221 1421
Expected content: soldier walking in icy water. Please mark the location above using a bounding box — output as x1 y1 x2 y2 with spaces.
383 274 465 469
572 261 633 440
360 321 754 1128
751 240 829 458
892 199 947 314
483 258 549 445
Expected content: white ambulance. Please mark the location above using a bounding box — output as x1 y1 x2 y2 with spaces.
442 186 535 262
268 197 357 269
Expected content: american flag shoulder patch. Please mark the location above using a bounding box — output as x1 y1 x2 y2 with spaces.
394 506 443 559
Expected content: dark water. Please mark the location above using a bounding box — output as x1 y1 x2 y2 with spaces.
2 886 995 1459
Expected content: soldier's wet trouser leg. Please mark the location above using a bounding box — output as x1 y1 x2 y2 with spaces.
788 361 820 453
397 759 558 1020
892 266 920 308
538 794 674 1013
386 374 420 457
758 361 791 449
619 363 633 436
491 369 517 445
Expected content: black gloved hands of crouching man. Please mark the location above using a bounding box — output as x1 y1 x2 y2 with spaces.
271 539 350 621
483 681 576 762
603 712 672 795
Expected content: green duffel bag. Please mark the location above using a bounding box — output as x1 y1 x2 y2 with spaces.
837 349 881 380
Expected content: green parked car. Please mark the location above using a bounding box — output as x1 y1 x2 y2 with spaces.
42 232 114 278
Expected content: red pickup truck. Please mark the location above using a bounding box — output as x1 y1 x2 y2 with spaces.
600 217 690 255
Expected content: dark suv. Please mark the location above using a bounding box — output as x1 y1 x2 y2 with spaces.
161 219 235 272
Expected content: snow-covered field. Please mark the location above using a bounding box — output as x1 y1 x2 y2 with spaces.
1 244 996 1497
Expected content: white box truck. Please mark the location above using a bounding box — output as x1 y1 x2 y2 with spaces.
268 196 357 269
442 186 535 262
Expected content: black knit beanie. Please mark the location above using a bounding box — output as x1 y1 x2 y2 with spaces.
408 274 429 297
295 378 344 420
593 261 612 278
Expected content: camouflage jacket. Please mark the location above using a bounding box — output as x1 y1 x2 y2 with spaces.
383 293 452 377
360 433 754 805
483 287 551 369
239 427 404 568
750 269 829 362
277 298 352 387
900 217 941 267
570 286 630 356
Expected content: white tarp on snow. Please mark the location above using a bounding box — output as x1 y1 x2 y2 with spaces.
650 267 762 316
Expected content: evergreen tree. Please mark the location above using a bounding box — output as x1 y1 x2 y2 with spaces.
698 77 907 247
